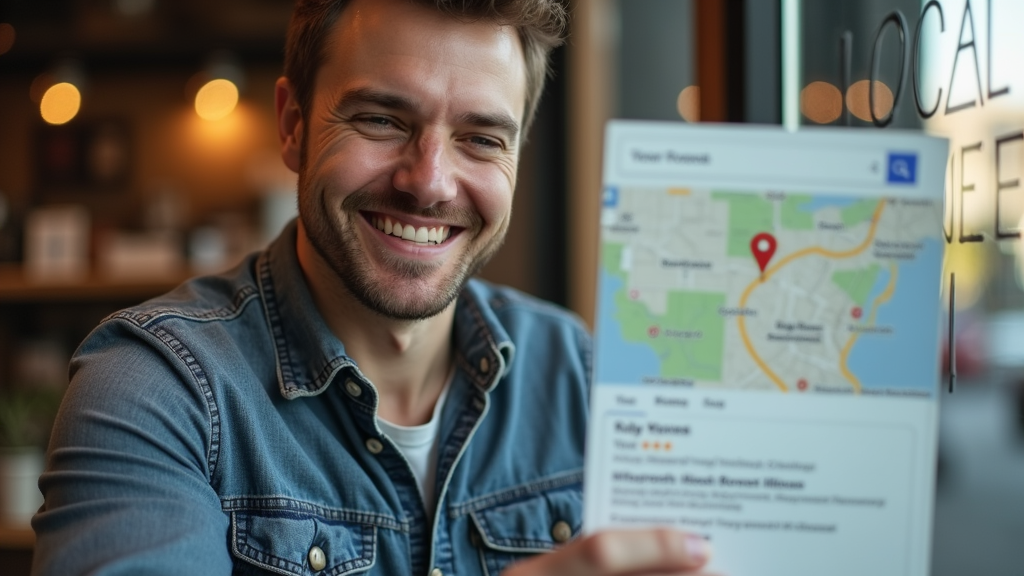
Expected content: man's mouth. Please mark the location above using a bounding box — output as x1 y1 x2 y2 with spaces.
369 214 452 246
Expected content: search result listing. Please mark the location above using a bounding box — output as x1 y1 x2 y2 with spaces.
585 388 937 576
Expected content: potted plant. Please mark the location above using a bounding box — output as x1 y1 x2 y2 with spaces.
0 388 61 526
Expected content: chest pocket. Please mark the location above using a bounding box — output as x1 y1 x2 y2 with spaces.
468 485 582 576
230 510 376 575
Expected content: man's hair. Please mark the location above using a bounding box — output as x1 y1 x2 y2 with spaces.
284 0 568 134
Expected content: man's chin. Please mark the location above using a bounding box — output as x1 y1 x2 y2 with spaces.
353 284 461 321
341 265 467 321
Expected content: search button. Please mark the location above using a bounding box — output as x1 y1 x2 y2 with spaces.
887 152 917 184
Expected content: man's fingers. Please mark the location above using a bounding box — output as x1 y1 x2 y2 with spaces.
503 527 713 576
578 528 711 573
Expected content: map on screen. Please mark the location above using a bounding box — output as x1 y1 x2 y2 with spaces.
595 186 944 396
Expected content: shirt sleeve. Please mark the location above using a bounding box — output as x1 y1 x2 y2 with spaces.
32 318 233 576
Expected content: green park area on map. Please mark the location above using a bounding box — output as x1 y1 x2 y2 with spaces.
602 242 725 381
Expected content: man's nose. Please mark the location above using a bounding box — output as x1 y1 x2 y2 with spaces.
392 132 457 207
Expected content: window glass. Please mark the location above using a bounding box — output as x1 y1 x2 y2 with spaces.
801 2 1024 575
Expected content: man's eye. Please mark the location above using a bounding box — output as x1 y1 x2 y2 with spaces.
359 116 396 129
468 135 502 149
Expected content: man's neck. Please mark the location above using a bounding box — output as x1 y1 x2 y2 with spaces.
296 227 455 427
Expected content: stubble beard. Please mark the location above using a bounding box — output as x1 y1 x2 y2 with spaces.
298 173 508 321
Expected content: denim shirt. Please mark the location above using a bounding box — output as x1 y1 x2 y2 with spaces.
32 222 591 576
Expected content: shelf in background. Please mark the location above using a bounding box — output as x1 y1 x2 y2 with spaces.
0 264 193 303
0 523 34 549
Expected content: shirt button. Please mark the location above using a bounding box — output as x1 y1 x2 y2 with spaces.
308 545 326 571
365 438 384 454
478 357 490 373
551 520 572 543
344 379 362 397
429 569 443 576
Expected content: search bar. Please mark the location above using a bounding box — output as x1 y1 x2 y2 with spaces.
617 139 887 188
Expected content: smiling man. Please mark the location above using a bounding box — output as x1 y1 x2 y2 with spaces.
32 1 713 575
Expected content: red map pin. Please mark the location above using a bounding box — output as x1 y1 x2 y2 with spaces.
750 232 777 276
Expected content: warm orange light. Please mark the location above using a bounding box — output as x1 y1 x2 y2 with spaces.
195 79 239 121
40 82 82 125
800 81 842 124
676 86 700 123
0 23 14 56
845 80 893 123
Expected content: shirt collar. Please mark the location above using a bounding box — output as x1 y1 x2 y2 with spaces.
452 281 516 392
258 220 516 399
258 220 353 400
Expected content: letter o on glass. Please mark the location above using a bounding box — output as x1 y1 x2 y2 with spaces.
869 11 910 127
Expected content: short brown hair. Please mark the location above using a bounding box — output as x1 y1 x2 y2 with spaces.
283 0 568 134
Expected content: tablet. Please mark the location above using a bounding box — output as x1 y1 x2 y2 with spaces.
585 121 948 576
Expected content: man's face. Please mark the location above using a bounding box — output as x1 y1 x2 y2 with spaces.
291 0 527 320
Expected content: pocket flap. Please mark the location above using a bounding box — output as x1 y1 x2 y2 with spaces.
469 487 582 553
231 511 376 575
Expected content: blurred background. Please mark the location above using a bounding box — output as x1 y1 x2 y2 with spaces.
0 0 1021 573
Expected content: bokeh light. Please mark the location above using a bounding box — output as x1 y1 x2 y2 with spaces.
845 80 893 123
0 23 15 56
195 79 239 121
676 86 700 123
800 81 842 124
40 82 82 125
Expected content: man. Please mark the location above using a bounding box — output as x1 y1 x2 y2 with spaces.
33 1 714 574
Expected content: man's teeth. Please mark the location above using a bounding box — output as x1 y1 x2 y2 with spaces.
372 216 450 245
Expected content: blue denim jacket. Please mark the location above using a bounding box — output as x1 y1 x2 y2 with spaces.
32 222 591 576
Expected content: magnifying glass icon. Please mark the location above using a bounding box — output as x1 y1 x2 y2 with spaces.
892 159 911 180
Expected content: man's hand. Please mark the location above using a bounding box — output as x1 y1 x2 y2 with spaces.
502 528 718 576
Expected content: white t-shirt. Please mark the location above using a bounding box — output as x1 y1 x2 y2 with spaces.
377 380 451 520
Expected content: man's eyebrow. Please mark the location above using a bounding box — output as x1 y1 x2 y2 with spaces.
456 112 520 139
334 87 415 113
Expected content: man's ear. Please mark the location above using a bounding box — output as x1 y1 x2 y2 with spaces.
275 77 303 173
